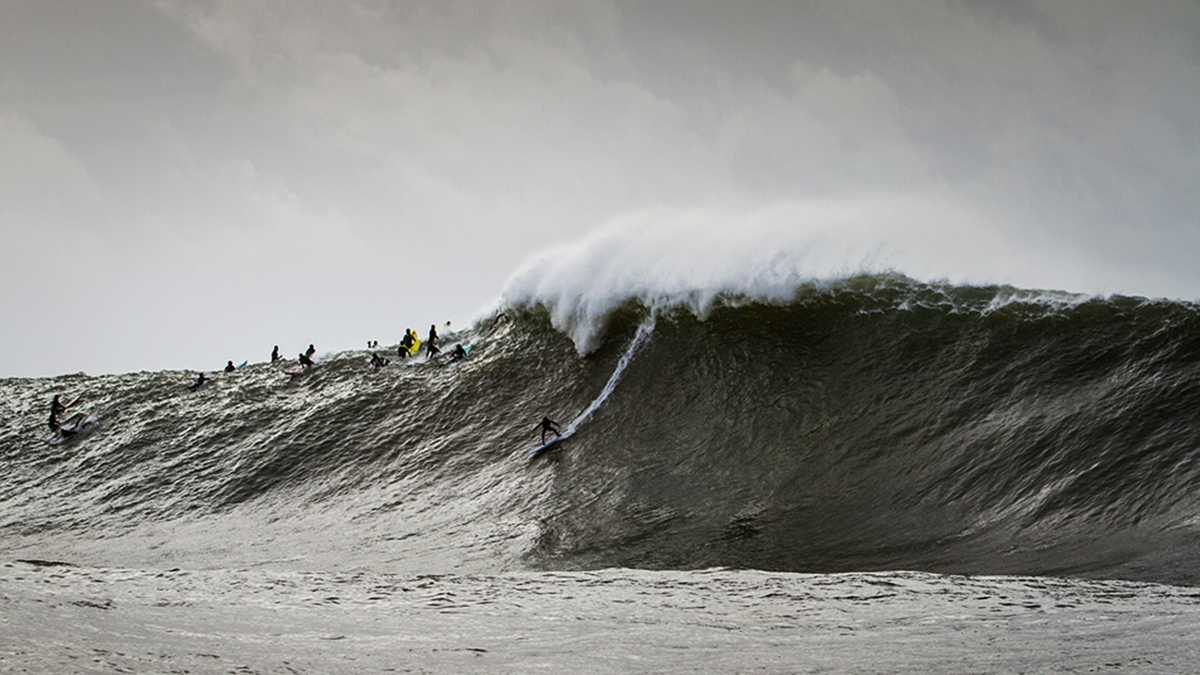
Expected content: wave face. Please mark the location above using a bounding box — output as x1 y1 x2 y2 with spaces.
3 276 1200 585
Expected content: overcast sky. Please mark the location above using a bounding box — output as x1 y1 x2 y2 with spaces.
2 0 1198 377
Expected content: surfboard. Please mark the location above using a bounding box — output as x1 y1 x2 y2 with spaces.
529 435 566 459
47 414 97 445
237 361 248 369
409 337 422 356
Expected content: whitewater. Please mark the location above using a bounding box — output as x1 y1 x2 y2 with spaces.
4 231 1200 670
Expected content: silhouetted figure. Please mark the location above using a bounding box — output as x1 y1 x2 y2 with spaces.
271 346 281 362
190 372 208 391
299 352 315 369
399 330 414 359
225 361 236 373
305 344 316 359
451 344 468 362
426 325 440 356
538 417 561 445
48 395 67 432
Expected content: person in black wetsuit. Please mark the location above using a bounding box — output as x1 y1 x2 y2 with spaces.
224 361 236 373
48 395 67 432
451 344 468 362
426 324 440 357
399 330 414 359
538 416 561 445
370 352 389 369
305 344 316 359
271 346 281 362
190 372 209 391
299 352 315 369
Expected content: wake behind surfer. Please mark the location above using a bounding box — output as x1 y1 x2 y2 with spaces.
538 416 561 445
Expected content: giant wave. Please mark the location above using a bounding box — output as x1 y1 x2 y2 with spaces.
3 274 1200 585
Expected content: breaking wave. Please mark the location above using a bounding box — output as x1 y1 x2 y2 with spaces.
3 274 1200 585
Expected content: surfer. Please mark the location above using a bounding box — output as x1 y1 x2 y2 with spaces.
305 344 317 359
370 352 389 369
399 330 414 359
299 352 315 369
451 344 468 362
224 361 236 373
538 416 561 445
271 346 281 362
47 395 68 432
48 395 87 438
190 372 208 391
426 325 440 356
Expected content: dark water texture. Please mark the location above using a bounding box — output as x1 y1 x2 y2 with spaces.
3 275 1200 585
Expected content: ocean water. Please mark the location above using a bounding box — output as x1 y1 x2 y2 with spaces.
4 275 1200 671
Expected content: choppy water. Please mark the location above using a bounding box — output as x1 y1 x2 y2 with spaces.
4 561 1199 673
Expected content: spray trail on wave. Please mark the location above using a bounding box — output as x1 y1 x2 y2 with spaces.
558 319 656 442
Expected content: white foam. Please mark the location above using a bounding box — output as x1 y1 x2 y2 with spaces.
501 194 1053 353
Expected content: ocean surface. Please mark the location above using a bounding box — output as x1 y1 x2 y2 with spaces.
4 275 1200 672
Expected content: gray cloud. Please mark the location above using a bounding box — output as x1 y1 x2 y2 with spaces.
1 0 1198 376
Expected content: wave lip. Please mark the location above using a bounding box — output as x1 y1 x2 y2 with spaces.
497 198 1146 354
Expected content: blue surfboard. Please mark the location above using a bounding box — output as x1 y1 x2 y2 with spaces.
529 435 566 459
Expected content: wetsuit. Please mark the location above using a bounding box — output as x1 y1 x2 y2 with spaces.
305 345 316 359
299 353 315 369
399 332 413 359
451 344 467 361
539 417 561 445
427 326 440 356
271 346 281 362
190 373 208 391
224 361 236 373
48 397 66 432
